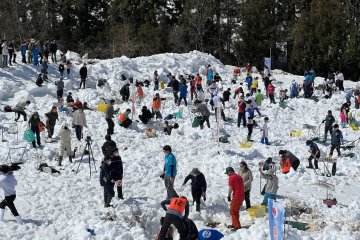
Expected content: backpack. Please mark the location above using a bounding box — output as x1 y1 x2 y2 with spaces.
4 105 12 112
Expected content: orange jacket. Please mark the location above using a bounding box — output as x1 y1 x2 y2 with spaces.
152 97 161 110
280 158 291 174
195 76 202 85
118 112 127 123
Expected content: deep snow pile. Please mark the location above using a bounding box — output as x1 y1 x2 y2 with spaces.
0 51 359 240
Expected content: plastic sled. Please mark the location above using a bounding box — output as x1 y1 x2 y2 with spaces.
286 221 309 231
173 111 183 119
23 129 35 142
97 103 108 113
290 130 302 137
240 142 252 148
350 122 359 131
247 205 266 218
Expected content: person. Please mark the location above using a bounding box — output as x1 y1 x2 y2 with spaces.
335 70 344 91
238 161 253 209
168 76 180 104
160 145 178 199
79 63 87 89
340 105 347 127
66 92 74 104
159 195 189 240
250 77 259 95
246 93 261 116
182 168 207 212
267 82 276 104
261 117 270 145
154 70 160 91
194 73 203 91
2 40 9 67
189 75 197 101
322 110 335 141
212 94 226 122
245 74 253 91
198 229 224 240
136 82 144 102
73 106 87 141
262 157 275 171
55 77 65 98
222 88 231 104
105 99 116 135
208 82 219 100
152 93 166 120
36 73 44 87
13 100 30 121
101 135 117 158
233 66 240 81
255 89 263 106
329 124 343 176
43 40 50 61
233 85 244 99
20 41 27 63
206 65 214 86
58 122 72 166
178 83 188 106
99 157 115 207
164 121 178 135
120 83 130 101
66 60 72 77
45 106 59 139
50 40 57 63
110 148 123 199
279 154 291 174
193 100 210 129
29 112 45 148
245 103 255 142
184 218 199 240
58 63 65 77
0 164 23 224
8 40 16 65
118 109 132 128
225 167 244 231
237 96 246 128
138 106 153 124
290 80 299 98
213 73 222 83
306 140 320 169
156 216 174 240
279 150 300 171
259 167 278 206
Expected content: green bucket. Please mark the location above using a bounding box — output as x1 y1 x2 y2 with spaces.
192 116 202 128
23 129 35 142
173 112 183 119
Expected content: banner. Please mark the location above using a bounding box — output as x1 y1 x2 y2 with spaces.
264 57 272 70
268 199 285 240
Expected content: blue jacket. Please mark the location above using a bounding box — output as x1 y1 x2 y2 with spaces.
207 70 214 80
304 75 311 81
331 129 343 146
290 82 298 98
164 153 177 177
179 85 188 97
309 70 316 81
246 76 253 86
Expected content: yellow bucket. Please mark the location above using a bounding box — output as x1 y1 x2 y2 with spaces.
240 142 252 148
248 205 266 218
160 81 165 89
350 123 359 131
97 103 108 113
290 130 302 137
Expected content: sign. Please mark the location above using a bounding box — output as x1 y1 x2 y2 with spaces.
268 199 285 240
264 57 272 70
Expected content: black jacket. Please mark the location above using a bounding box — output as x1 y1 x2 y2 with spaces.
323 115 335 128
66 95 74 103
50 42 57 53
331 129 343 146
140 109 152 122
45 111 58 126
183 173 207 192
100 163 113 186
101 140 117 157
169 79 180 91
120 86 130 97
308 141 320 155
59 64 65 72
110 156 123 180
79 66 87 78
223 90 231 102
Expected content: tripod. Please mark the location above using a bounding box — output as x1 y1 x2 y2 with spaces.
76 139 97 177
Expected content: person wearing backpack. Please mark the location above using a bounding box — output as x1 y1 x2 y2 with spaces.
182 168 207 212
0 164 23 224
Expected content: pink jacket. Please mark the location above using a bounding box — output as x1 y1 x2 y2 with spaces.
340 110 347 123
267 84 275 95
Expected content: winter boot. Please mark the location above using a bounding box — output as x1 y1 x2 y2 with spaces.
15 215 23 225
306 159 313 169
104 195 108 208
58 156 63 166
314 160 319 169
331 163 337 176
106 196 113 207
0 209 4 221
246 135 252 142
196 202 200 212
69 155 73 163
117 186 123 200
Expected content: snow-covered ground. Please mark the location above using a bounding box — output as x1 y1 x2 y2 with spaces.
0 51 359 240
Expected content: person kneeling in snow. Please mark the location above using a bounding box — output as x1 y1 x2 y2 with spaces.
278 149 300 171
138 106 152 124
259 167 278 206
118 109 132 128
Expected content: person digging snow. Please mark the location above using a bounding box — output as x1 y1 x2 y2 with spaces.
182 168 207 212
329 124 343 176
13 100 30 121
322 110 335 141
278 149 300 171
193 99 211 129
259 166 278 206
306 140 320 169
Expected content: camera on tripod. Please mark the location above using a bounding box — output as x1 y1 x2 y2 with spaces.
86 136 92 143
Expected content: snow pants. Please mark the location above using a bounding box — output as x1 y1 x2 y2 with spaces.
230 198 242 229
0 195 19 216
159 213 187 240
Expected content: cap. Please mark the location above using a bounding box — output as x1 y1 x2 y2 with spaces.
224 167 234 174
163 145 171 151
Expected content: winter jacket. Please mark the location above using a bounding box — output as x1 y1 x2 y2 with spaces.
8 42 14 53
239 169 253 192
169 79 180 91
183 173 207 192
260 171 278 195
179 85 188 97
251 79 258 89
79 66 87 78
56 80 64 90
194 103 210 117
66 95 74 103
246 108 254 124
208 84 219 96
28 116 43 128
1 42 9 55
99 163 113 186
164 153 177 177
331 129 343 146
110 156 123 180
308 141 320 155
120 86 130 98
283 150 300 168
118 112 130 125
140 109 152 120
152 97 165 110
50 42 57 53
58 127 71 147
0 173 17 196
290 82 298 98
207 69 214 80
73 110 86 126
246 76 253 86
105 104 115 119
13 102 28 111
212 96 224 109
101 140 117 157
223 90 231 102
45 111 58 126
237 99 246 113
323 115 335 128
267 84 275 95
59 64 65 72
255 92 263 106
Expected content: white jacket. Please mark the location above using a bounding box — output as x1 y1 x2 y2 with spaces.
1 43 9 55
0 173 17 196
73 110 87 126
58 127 71 146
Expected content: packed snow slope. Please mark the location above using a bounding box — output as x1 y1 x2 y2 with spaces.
0 51 359 240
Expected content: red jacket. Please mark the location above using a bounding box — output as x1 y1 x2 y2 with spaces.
237 99 246 113
229 173 245 201
267 84 275 95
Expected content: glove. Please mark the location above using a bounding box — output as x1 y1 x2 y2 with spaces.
160 173 165 179
227 196 231 202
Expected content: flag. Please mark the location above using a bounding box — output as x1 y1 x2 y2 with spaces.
268 199 285 240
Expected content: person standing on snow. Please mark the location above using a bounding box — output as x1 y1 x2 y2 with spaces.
335 70 344 91
237 96 246 128
212 94 226 122
245 102 255 142
72 106 87 141
255 89 263 106
225 167 244 231
152 93 166 120
58 63 65 78
168 76 180 104
160 145 178 200
101 135 117 158
50 40 57 63
105 99 117 135
290 80 299 98
245 93 261 116
261 117 270 145
322 110 335 141
110 148 123 199
267 81 276 104
28 112 45 148
1 40 9 67
79 63 88 89
120 83 130 102
329 124 343 176
57 122 72 166
99 157 115 207
238 161 253 209
66 60 72 77
55 77 65 99
306 140 320 169
159 195 189 240
0 164 23 224
154 70 160 91
45 106 59 139
178 83 188 106
258 166 278 206
250 77 259 95
182 168 207 212
206 65 214 86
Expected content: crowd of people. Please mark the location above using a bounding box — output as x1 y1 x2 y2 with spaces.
1 54 360 240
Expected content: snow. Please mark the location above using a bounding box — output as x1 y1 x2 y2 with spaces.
0 51 360 240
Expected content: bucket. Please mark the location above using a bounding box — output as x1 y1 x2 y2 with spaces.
173 112 183 119
23 129 35 142
240 142 252 148
247 205 266 218
97 103 108 113
192 116 202 128
290 130 302 137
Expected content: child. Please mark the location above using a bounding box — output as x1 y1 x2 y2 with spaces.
164 121 174 135
99 157 115 207
261 117 270 145
259 167 278 206
136 83 144 103
66 60 72 77
340 106 347 127
279 154 291 174
329 124 343 176
59 63 64 77
322 110 335 141
110 148 123 199
255 89 263 107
